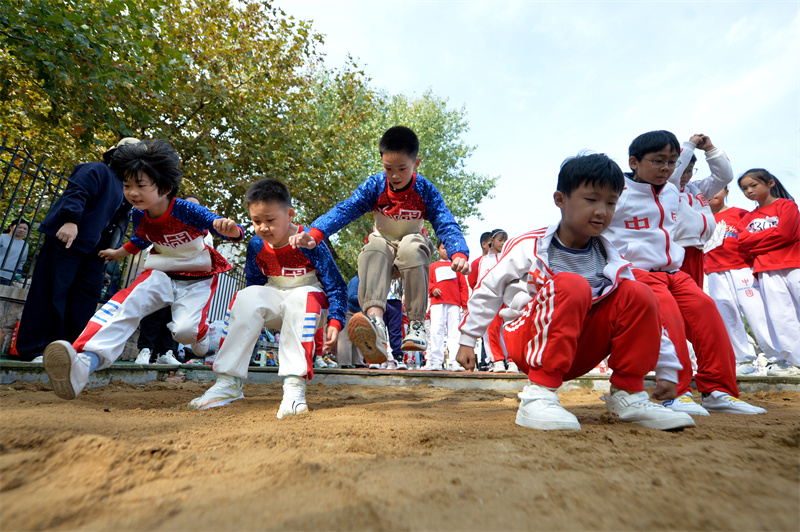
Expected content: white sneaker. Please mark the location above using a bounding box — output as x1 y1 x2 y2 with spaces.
420 363 443 371
603 389 695 431
449 362 465 372
736 361 759 376
662 391 710 416
394 360 408 370
491 360 506 373
313 355 329 369
322 355 338 368
347 312 390 364
43 340 91 400
368 363 382 369
191 334 210 357
766 360 800 377
277 376 309 419
755 353 770 373
702 391 767 415
516 383 581 431
384 358 398 370
156 350 181 365
187 374 244 410
507 361 521 373
31 356 43 363
135 348 152 365
402 320 427 351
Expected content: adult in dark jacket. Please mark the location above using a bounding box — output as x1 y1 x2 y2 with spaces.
14 138 137 360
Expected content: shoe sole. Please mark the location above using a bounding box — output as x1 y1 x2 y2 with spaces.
515 410 581 431
703 405 767 415
187 393 244 411
663 401 710 416
626 415 696 431
43 341 76 400
348 313 387 364
401 339 426 351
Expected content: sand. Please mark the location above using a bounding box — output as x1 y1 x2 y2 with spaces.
1 380 798 531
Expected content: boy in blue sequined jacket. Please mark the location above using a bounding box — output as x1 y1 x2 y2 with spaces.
289 126 470 365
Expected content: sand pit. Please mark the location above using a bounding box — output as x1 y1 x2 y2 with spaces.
1 380 798 531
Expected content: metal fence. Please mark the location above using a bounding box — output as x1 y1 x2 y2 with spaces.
0 138 245 320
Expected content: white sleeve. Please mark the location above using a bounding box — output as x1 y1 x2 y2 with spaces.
459 238 534 346
693 148 733 200
655 327 682 384
669 141 696 188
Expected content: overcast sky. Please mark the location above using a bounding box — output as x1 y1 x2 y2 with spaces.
276 1 800 259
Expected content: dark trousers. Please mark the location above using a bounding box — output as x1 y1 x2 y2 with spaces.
137 307 177 355
384 299 404 360
15 236 104 360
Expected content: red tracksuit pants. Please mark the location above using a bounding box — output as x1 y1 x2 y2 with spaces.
504 273 660 391
633 269 738 397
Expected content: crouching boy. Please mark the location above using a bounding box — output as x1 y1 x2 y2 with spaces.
188 178 347 419
456 153 694 432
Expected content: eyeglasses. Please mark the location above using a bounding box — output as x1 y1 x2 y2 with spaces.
642 158 680 169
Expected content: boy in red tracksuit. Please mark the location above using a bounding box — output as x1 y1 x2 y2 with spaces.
456 153 694 432
426 240 469 371
603 130 766 416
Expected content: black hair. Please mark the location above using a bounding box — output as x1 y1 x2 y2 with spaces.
479 231 492 244
738 169 795 201
379 126 419 159
557 152 624 196
491 229 507 240
109 139 182 199
628 130 680 160
245 178 292 207
182 193 202 204
6 218 29 233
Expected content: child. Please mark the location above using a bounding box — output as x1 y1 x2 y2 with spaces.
188 178 347 417
467 231 492 290
289 126 469 363
674 134 734 288
603 130 766 415
456 153 693 432
0 219 29 285
704 186 779 374
42 139 244 400
477 229 517 373
426 240 469 371
736 169 800 376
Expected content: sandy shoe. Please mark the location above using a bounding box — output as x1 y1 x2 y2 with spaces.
347 312 389 364
603 389 695 431
187 374 244 410
491 360 507 373
516 383 581 431
135 348 152 364
702 391 766 415
662 391 709 416
156 350 181 366
43 340 91 400
277 376 309 419
766 360 800 377
402 320 427 351
191 334 210 357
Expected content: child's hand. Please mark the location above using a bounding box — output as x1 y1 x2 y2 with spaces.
99 247 129 263
289 231 317 249
455 345 476 371
431 288 442 297
324 326 339 352
651 380 678 401
451 256 470 275
213 218 241 239
56 222 78 248
689 133 704 146
695 135 716 152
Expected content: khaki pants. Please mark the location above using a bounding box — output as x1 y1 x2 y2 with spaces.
357 232 433 322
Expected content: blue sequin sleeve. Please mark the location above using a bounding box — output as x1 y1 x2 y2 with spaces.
126 209 152 251
245 236 268 287
302 242 347 327
310 174 384 238
172 199 244 242
416 176 469 259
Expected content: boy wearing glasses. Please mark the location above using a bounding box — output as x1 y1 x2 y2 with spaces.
604 130 765 416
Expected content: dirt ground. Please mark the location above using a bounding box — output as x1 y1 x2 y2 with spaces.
0 379 798 532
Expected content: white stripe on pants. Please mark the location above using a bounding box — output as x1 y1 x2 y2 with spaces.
212 282 328 379
428 303 461 366
77 270 215 370
759 268 800 365
707 268 779 362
